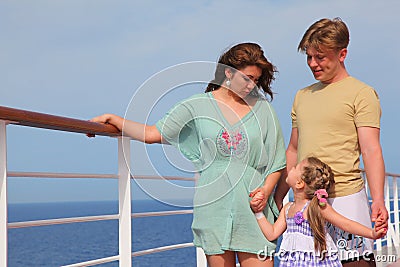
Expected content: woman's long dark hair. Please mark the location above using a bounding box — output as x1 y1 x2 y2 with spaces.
205 43 277 100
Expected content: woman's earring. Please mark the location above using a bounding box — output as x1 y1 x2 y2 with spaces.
226 79 231 87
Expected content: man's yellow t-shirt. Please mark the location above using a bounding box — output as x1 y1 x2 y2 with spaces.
292 76 381 197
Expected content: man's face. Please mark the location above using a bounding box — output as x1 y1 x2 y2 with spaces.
306 46 347 84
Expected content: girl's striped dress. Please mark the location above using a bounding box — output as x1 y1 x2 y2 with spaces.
278 201 342 267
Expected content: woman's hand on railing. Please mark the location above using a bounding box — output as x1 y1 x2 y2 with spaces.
88 114 123 137
90 113 115 124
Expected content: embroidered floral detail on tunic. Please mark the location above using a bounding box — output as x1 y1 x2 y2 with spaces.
216 127 248 158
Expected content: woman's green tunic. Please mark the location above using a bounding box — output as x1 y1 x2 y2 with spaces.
156 92 286 255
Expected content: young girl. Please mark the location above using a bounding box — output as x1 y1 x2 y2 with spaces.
253 157 386 266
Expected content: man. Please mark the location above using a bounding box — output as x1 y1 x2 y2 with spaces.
274 18 388 266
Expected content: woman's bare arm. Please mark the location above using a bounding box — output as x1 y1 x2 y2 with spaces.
90 113 162 144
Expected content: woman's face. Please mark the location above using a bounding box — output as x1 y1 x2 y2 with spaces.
226 65 262 99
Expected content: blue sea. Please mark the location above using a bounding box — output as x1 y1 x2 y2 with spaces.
8 200 195 267
7 199 400 267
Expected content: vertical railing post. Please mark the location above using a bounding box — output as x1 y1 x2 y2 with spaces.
118 136 132 266
386 176 400 249
194 172 207 267
392 177 399 236
196 247 207 267
0 121 8 267
385 178 392 249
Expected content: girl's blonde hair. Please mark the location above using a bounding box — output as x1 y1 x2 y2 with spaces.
301 157 335 256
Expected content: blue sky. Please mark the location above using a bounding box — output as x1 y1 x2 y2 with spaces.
1 0 399 203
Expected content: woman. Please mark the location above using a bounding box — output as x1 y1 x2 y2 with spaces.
91 42 286 267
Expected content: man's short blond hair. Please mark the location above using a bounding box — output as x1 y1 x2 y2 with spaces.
298 17 350 53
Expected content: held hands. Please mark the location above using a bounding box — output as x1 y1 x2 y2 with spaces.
370 201 388 239
249 188 267 213
371 200 389 233
372 219 387 239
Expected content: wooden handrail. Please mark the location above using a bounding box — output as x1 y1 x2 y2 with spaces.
0 106 121 137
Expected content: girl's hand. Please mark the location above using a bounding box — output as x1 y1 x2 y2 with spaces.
372 217 387 239
372 227 387 239
250 188 267 213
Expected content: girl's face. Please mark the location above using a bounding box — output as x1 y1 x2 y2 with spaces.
226 65 261 99
286 160 306 187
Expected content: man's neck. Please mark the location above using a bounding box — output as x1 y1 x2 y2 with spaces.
321 67 349 84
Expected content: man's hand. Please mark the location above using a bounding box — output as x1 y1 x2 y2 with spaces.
371 200 389 232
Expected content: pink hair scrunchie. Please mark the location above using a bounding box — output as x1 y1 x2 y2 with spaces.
314 189 328 207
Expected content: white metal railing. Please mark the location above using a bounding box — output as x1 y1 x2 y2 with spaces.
3 154 199 266
0 106 201 267
370 172 400 253
0 121 8 267
0 106 399 266
7 209 193 229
